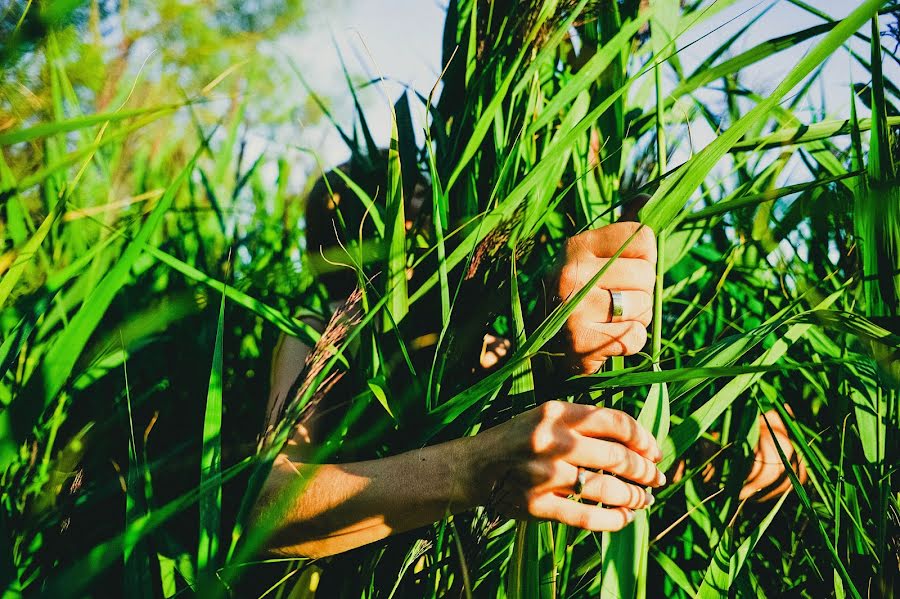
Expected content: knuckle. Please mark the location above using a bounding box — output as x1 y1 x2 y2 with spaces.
564 234 588 255
524 493 543 516
579 356 607 375
607 221 639 235
621 412 643 442
637 224 657 247
605 442 626 466
578 510 603 531
622 323 648 355
566 318 594 355
528 425 555 456
539 400 565 421
558 264 582 297
593 475 607 499
545 460 567 484
636 292 653 326
637 261 656 290
609 409 630 431
624 223 657 260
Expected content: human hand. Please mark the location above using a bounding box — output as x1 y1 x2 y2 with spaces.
469 401 665 531
548 221 657 375
479 333 511 369
740 409 807 501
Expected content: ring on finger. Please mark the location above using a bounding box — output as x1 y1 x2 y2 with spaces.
610 290 624 319
573 467 587 500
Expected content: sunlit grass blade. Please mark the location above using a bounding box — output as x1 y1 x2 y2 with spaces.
36 141 203 418
383 104 408 328
728 115 900 153
198 288 225 575
641 0 885 232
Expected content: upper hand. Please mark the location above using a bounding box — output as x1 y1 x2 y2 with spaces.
549 221 657 375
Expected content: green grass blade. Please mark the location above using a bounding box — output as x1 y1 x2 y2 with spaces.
728 116 900 153
144 245 320 346
37 142 203 413
696 492 789 598
383 107 408 329
198 289 225 574
122 352 153 599
641 0 885 232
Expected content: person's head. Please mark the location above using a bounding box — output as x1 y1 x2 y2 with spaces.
304 154 429 299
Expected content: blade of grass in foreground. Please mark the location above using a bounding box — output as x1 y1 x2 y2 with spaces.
383 103 409 329
0 103 184 147
198 289 225 575
641 0 886 232
122 350 153 599
696 492 789 598
602 19 675 595
727 115 900 152
506 253 551 599
26 140 204 439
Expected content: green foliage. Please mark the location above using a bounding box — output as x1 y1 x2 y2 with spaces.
1 1 899 598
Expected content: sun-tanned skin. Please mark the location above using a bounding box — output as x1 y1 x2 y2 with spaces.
249 221 666 559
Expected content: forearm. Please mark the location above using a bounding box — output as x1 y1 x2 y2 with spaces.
252 436 485 558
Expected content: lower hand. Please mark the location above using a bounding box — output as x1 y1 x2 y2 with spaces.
468 401 665 531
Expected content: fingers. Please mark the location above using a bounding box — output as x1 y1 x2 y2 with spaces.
561 404 661 462
566 320 648 371
558 256 655 297
530 494 635 532
480 333 511 369
566 222 657 262
580 287 653 325
564 436 665 487
578 473 654 509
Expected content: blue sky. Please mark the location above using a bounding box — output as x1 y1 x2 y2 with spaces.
274 1 898 179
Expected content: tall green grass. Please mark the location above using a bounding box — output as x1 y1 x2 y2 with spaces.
1 1 898 597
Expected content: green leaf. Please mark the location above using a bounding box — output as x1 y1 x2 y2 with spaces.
696 492 789 598
198 290 225 573
37 142 202 414
641 0 886 232
382 106 409 330
367 376 395 419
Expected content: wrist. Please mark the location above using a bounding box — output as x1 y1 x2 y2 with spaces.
447 433 495 510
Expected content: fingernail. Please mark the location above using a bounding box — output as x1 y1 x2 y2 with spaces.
657 471 667 486
625 510 635 523
645 491 655 506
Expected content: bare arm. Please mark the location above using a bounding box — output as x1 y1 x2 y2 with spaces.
252 223 664 558
251 400 664 559
251 436 482 558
